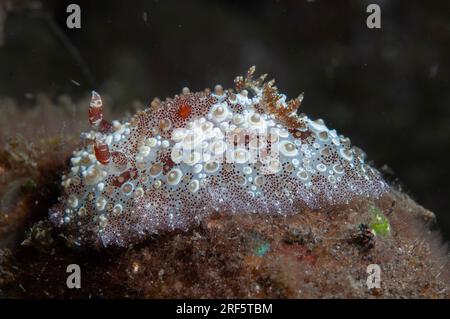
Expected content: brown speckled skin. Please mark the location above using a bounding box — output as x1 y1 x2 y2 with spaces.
49 71 388 248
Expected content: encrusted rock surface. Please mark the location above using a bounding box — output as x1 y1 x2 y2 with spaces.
0 102 448 299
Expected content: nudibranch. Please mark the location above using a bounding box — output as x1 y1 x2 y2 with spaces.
50 67 389 248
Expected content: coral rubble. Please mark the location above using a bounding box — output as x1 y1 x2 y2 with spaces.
0 73 448 299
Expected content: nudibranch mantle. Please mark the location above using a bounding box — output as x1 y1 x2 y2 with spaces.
50 67 388 248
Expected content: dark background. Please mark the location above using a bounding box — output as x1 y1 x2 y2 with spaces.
0 0 449 240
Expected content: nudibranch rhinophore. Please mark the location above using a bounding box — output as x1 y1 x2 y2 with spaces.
50 67 389 248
